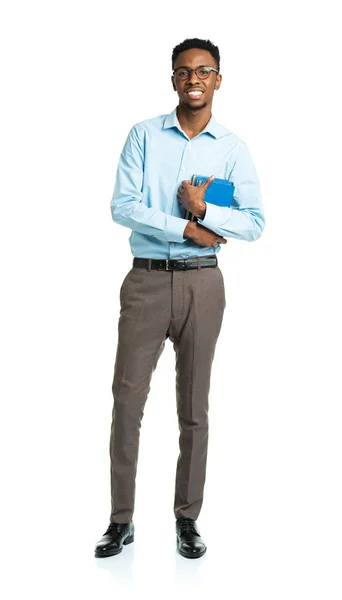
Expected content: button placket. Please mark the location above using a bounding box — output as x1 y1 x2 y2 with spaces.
180 139 192 174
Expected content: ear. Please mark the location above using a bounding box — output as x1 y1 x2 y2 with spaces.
215 74 222 91
171 75 177 91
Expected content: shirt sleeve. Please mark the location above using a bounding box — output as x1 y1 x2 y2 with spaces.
197 140 265 241
110 124 189 243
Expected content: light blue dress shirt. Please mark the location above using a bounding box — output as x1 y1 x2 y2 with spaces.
110 107 265 259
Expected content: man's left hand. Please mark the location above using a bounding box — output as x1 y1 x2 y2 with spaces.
177 175 215 216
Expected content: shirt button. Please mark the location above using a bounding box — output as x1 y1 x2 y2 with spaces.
181 167 185 171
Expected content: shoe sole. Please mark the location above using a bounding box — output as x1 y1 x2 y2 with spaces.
94 534 134 558
178 547 207 559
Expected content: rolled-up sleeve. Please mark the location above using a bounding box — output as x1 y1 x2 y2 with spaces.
197 140 265 241
110 124 188 243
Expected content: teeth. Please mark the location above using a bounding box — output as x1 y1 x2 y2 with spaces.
188 91 202 95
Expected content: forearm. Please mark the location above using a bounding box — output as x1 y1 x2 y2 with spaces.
183 220 198 239
183 201 264 242
197 202 265 242
193 201 207 220
111 196 189 243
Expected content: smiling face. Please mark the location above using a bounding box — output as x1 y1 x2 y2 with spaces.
171 48 222 111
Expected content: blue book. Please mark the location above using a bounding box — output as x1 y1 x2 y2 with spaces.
184 174 235 222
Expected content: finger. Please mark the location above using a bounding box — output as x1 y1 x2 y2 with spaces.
204 175 215 188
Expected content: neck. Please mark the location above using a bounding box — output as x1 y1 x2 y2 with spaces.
176 103 212 137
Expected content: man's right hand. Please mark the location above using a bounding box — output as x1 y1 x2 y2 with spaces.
183 221 227 248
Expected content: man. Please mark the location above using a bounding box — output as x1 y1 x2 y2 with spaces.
94 37 265 560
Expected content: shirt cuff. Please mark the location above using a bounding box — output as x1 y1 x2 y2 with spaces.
197 201 232 230
166 215 190 243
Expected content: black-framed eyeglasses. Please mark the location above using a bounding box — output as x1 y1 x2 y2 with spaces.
172 66 219 80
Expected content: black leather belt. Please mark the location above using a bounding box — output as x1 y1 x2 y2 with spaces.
133 255 218 271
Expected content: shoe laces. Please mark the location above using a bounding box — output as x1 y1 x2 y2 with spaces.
178 518 199 536
104 522 124 536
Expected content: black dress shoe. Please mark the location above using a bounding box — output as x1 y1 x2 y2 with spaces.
94 521 134 557
176 517 207 559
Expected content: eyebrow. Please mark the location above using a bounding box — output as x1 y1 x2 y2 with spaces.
173 64 213 70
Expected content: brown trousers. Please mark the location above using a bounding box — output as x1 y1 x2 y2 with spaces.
109 258 226 523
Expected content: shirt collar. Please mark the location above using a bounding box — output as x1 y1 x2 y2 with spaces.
163 106 228 139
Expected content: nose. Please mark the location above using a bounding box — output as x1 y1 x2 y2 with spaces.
188 70 202 85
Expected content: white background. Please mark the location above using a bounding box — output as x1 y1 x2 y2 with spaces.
1 0 341 598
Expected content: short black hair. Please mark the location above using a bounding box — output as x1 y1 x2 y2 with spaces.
172 38 220 73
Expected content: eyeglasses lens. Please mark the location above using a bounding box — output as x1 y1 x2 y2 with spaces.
176 67 212 80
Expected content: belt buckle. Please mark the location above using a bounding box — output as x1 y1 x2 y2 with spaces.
165 258 187 270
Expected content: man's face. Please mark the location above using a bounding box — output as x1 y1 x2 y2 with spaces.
172 48 222 111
